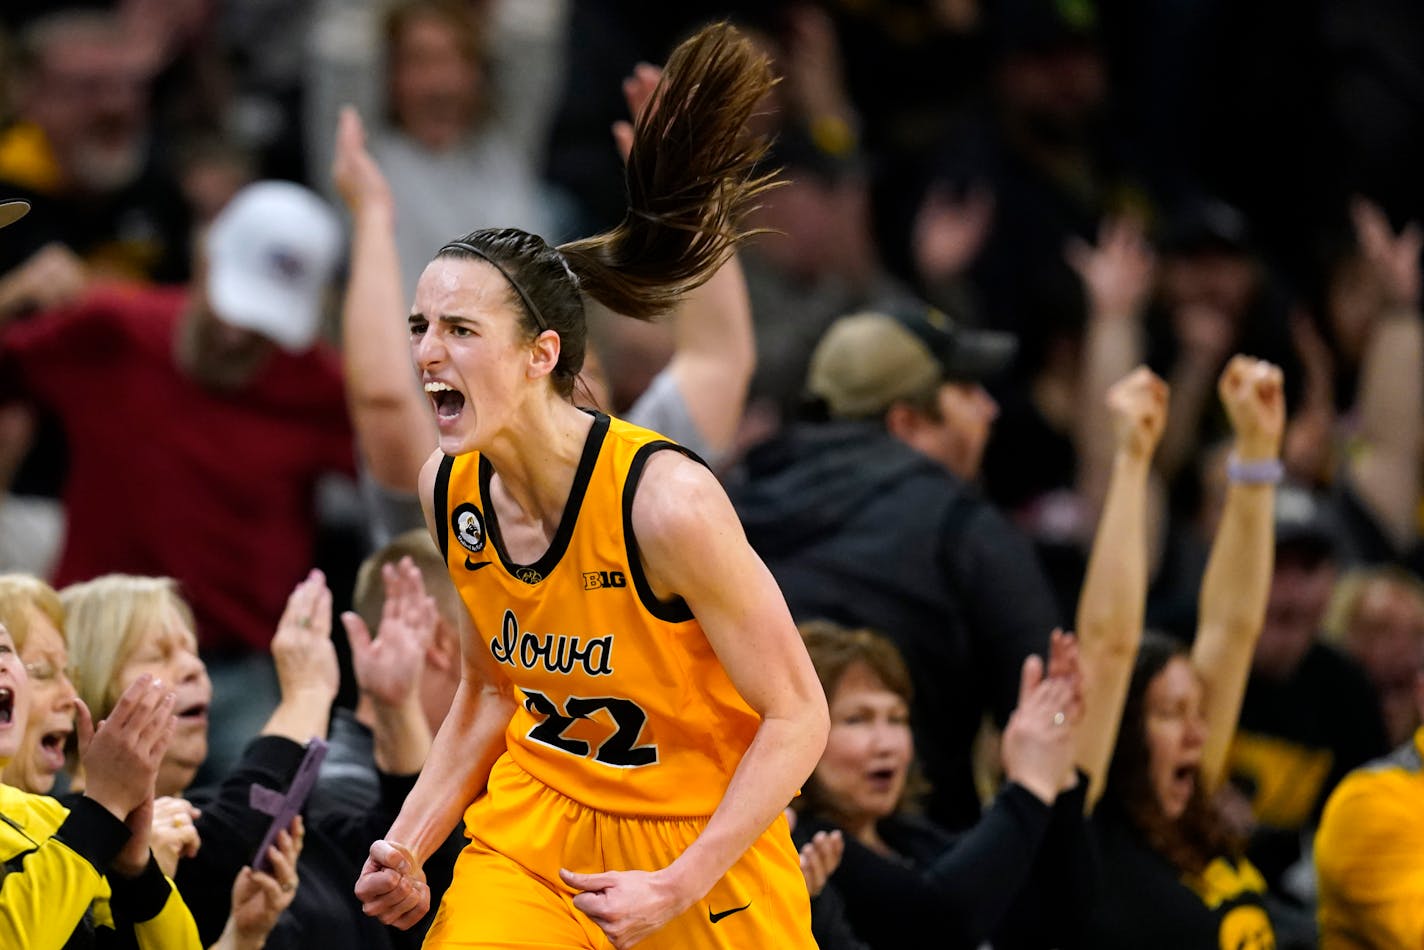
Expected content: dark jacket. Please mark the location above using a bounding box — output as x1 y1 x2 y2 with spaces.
794 778 1092 949
310 709 466 948
733 422 1061 829
179 735 396 950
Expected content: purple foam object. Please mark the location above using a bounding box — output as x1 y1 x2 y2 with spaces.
248 736 328 871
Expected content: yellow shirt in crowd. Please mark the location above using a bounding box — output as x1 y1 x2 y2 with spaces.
0 782 201 949
1316 727 1424 949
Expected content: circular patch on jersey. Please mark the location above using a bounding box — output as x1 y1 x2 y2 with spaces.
452 503 485 553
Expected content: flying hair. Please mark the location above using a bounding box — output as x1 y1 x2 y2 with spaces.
556 21 780 321
437 21 780 398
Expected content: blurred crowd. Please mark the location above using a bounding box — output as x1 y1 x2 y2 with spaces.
1 0 1423 947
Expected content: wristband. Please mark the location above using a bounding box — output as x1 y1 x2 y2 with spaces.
1227 454 1283 484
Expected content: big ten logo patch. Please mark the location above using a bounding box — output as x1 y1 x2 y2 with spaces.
583 570 627 591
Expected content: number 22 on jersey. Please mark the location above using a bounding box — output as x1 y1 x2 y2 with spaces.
520 689 659 768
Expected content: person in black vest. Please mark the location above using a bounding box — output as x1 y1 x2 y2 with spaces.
733 303 1060 831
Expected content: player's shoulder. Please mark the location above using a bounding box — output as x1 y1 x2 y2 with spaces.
632 448 722 513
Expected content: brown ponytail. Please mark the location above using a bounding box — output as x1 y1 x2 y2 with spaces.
436 21 777 398
558 21 779 321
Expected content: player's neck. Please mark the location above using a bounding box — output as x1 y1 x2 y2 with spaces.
482 399 594 532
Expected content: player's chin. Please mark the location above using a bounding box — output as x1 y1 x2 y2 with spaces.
435 415 480 456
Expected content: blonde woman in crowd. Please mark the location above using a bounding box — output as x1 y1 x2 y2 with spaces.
61 573 372 949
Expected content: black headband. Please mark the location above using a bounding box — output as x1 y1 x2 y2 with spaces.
439 240 550 333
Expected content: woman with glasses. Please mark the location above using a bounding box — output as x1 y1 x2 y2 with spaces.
0 574 78 796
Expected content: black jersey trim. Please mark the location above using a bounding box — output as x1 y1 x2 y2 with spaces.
434 454 456 562
480 412 610 584
622 441 702 623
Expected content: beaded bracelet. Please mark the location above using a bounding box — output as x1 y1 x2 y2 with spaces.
1226 454 1284 484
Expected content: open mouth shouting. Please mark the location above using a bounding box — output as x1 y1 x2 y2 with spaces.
38 724 71 773
425 379 467 425
1171 762 1197 795
866 766 899 790
1159 756 1202 816
0 687 14 727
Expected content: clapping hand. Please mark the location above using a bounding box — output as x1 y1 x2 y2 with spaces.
271 570 340 706
149 795 201 876
1351 197 1421 312
81 675 177 877
783 806 843 899
913 185 995 285
1001 630 1084 805
0 243 89 317
341 557 438 710
1067 216 1156 321
797 831 843 899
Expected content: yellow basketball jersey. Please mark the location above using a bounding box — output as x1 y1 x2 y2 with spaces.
436 412 761 818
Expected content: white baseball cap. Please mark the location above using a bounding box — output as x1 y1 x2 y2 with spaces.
204 181 341 352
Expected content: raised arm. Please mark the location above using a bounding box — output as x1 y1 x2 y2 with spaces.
1074 367 1168 809
1068 218 1155 523
1346 198 1422 553
1193 356 1284 792
660 253 754 458
333 107 437 493
560 452 828 947
259 570 340 744
355 450 517 930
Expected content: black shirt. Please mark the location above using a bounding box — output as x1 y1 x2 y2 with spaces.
308 709 466 947
794 779 1091 950
178 735 395 950
1081 801 1277 950
1229 641 1389 887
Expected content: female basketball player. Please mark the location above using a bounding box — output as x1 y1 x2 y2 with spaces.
353 23 829 950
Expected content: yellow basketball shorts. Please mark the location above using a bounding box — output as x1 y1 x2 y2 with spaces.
422 755 815 949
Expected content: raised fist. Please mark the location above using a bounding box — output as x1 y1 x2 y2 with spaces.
1106 366 1169 461
1218 355 1285 461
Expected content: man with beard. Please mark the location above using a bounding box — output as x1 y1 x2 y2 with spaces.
732 304 1062 833
0 180 354 780
0 9 191 284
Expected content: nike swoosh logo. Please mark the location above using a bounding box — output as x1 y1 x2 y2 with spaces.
464 557 491 572
708 902 751 924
